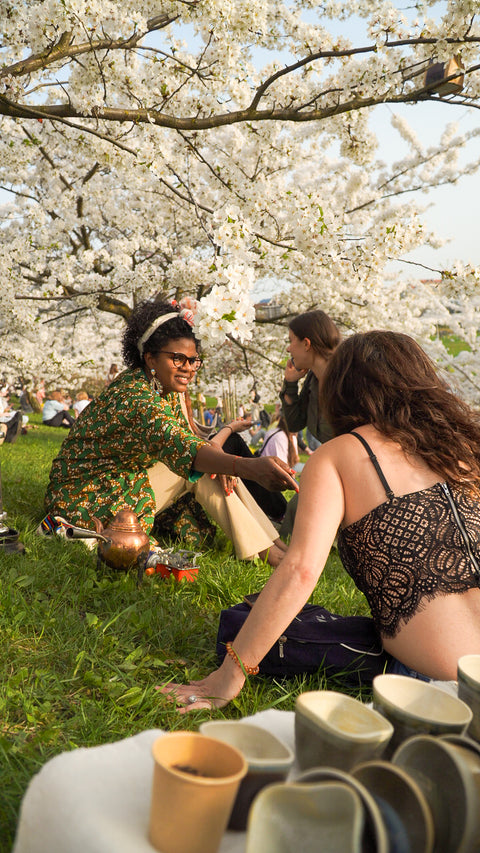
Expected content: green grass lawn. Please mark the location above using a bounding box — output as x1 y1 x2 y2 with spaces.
0 421 369 850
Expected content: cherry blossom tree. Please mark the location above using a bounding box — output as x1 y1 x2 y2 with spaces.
1 1 480 399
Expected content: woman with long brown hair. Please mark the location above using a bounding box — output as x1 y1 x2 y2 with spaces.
163 331 480 711
279 309 341 533
280 309 341 446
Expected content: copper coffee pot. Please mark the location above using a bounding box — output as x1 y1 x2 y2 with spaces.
92 509 150 571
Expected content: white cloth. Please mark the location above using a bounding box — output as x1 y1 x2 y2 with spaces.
13 687 462 853
13 710 296 853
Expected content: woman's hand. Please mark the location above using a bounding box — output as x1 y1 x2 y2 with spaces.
211 473 237 495
247 455 299 492
228 416 253 433
157 661 245 714
284 358 308 383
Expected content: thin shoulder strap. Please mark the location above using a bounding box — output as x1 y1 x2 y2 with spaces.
261 428 282 454
351 431 395 499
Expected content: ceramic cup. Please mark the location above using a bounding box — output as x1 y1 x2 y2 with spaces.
149 731 247 853
245 781 365 853
393 734 480 853
372 674 472 757
199 720 294 831
295 690 394 771
294 767 389 853
457 654 480 742
352 760 434 853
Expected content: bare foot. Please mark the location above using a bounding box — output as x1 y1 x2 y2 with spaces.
259 543 285 568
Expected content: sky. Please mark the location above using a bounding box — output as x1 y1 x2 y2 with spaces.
371 99 479 279
297 3 480 279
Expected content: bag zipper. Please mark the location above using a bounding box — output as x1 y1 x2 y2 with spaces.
440 482 480 582
276 635 383 658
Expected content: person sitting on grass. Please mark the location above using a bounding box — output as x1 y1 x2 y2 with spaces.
44 299 297 566
0 392 24 443
260 415 304 474
42 389 75 429
161 330 480 711
73 390 91 418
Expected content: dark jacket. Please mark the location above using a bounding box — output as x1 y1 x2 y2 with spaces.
279 371 333 443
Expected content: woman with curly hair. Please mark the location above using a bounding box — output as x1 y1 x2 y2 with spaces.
45 300 297 565
163 331 480 711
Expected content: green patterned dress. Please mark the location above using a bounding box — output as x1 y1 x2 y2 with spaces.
45 368 207 541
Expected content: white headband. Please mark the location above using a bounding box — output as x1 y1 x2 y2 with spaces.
137 312 182 358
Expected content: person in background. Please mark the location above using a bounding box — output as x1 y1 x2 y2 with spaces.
297 430 314 459
73 391 91 418
203 407 216 427
279 310 341 536
0 391 24 443
105 363 119 386
18 382 34 414
35 379 46 409
259 415 304 474
280 309 341 443
162 331 480 711
45 300 297 565
250 390 261 428
61 389 73 409
42 390 75 429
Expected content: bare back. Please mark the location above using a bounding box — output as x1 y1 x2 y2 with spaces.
330 426 480 679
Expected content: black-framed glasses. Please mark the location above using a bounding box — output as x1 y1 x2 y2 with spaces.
159 351 203 370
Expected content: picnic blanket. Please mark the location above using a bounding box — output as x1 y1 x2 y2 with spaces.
13 709 297 853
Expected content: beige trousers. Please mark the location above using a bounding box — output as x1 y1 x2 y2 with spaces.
147 462 278 560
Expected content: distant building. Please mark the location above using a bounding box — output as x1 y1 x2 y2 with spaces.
254 299 284 321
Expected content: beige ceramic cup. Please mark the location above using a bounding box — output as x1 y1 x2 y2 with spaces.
295 690 394 771
149 731 247 853
458 654 480 742
199 720 294 831
373 674 472 757
393 734 480 853
245 781 366 853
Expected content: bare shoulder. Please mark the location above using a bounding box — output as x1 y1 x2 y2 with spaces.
299 434 353 487
306 433 359 465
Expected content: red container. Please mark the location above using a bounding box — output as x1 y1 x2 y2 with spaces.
146 562 199 582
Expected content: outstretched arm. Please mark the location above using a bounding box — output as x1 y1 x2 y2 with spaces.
193 442 299 492
209 417 253 448
159 444 345 712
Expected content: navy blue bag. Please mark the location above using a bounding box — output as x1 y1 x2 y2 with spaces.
216 601 390 687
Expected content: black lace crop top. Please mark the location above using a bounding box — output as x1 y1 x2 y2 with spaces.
337 432 480 638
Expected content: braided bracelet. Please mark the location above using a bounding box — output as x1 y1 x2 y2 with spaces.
225 641 259 676
231 455 240 476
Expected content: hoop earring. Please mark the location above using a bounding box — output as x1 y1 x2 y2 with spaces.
150 368 163 394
